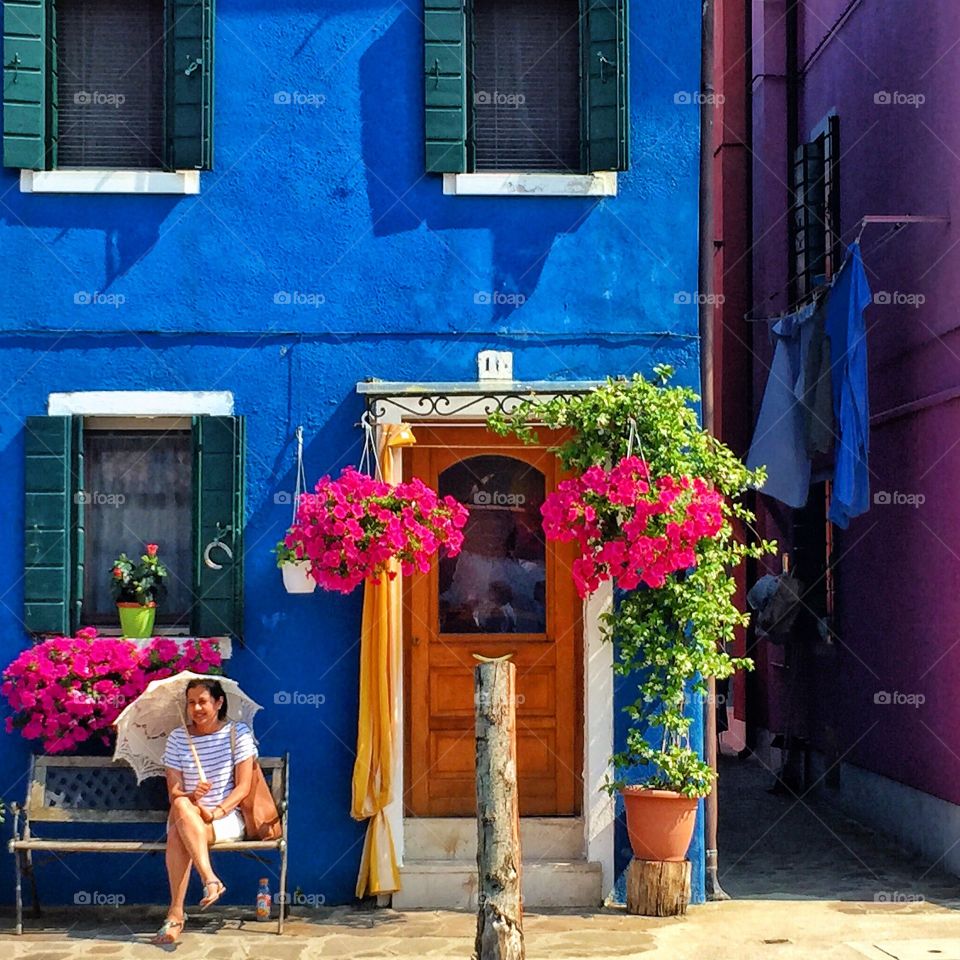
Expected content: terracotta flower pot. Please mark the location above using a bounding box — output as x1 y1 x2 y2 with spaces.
117 602 157 639
621 786 699 861
281 560 316 594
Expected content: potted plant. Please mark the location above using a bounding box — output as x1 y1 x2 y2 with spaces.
110 544 168 638
491 368 775 864
287 467 469 595
273 536 316 594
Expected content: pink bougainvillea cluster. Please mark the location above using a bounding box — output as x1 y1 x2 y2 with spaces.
286 467 469 594
541 456 726 597
1 629 222 753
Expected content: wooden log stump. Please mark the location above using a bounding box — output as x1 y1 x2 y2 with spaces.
626 858 691 917
473 655 525 960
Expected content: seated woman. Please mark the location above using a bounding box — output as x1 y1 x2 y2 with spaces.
152 677 256 945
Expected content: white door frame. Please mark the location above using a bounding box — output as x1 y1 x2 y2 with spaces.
377 405 615 900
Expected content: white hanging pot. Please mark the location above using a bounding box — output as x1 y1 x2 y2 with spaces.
281 560 316 594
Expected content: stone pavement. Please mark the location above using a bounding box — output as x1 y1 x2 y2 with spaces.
2 755 957 958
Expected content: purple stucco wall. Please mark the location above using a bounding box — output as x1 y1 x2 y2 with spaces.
749 0 960 803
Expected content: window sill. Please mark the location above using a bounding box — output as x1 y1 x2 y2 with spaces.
94 630 233 659
20 169 201 195
442 171 617 197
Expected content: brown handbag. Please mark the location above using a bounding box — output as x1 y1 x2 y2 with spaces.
230 724 282 841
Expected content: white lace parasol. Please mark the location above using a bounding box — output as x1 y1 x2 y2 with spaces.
113 670 263 783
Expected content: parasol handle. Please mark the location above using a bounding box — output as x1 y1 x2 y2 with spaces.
182 712 207 783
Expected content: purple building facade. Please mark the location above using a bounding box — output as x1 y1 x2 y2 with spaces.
716 0 960 873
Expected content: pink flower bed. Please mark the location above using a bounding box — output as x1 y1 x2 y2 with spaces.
541 456 725 597
287 467 469 595
1 628 222 753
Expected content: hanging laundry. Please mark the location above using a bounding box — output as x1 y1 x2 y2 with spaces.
746 302 818 507
825 242 872 528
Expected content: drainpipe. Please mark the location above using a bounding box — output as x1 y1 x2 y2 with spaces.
698 0 727 902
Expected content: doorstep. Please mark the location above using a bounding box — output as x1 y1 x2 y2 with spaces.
394 817 603 910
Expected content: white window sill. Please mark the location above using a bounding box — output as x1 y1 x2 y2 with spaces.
443 171 617 197
94 631 233 659
20 169 200 195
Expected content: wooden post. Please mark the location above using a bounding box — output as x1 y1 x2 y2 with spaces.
626 859 692 917
473 654 524 960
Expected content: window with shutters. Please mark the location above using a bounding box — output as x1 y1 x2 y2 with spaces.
23 413 244 638
791 115 840 298
3 0 214 175
424 0 629 180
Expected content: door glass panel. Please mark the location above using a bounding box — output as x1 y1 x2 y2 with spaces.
438 455 546 634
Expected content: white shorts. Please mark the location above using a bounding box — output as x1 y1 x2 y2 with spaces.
211 809 246 844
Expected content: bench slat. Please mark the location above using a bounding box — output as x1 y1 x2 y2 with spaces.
11 839 283 852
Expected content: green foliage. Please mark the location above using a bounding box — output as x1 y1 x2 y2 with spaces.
109 549 168 606
490 370 776 798
272 539 302 568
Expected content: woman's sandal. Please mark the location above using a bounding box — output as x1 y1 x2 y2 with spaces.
199 879 226 910
151 916 185 944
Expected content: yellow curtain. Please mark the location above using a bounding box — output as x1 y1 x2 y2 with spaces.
351 422 415 898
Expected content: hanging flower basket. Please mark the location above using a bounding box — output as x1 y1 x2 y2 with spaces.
287 467 469 594
540 455 726 597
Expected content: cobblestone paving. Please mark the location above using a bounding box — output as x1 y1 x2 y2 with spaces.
2 755 957 958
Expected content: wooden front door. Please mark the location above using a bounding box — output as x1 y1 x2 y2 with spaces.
405 426 582 817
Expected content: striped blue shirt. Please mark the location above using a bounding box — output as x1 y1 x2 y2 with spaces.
162 721 256 809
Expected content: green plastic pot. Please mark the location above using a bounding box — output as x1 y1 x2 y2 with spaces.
117 602 157 639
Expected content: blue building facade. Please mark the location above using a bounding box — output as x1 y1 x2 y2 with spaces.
0 0 704 908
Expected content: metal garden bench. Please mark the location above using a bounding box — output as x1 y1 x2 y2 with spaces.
8 753 290 935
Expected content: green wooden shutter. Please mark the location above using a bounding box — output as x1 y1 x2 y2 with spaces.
191 416 244 639
24 416 81 635
582 0 629 172
3 0 55 169
167 0 213 170
424 0 468 173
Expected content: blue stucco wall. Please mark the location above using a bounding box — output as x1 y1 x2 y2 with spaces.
0 0 704 908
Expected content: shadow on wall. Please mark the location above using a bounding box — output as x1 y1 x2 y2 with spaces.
359 9 602 321
0 177 181 291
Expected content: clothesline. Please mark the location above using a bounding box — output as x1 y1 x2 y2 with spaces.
743 215 949 323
